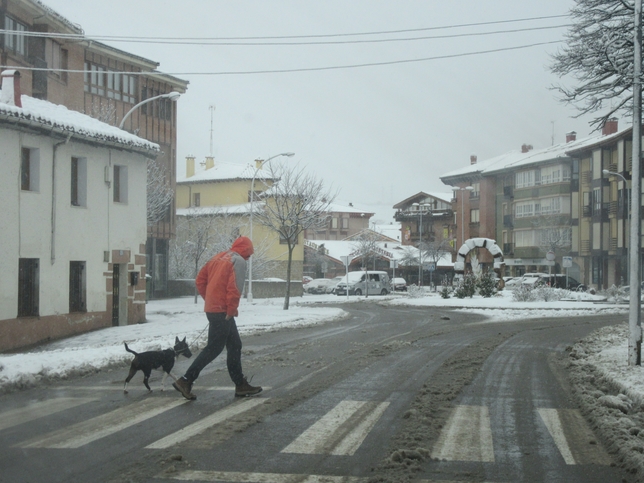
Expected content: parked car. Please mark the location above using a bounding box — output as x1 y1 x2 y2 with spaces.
505 273 585 291
302 276 313 286
335 271 391 296
305 278 338 294
391 277 407 291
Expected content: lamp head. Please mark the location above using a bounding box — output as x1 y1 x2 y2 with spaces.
165 91 181 101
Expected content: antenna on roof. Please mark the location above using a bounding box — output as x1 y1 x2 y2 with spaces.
209 105 216 156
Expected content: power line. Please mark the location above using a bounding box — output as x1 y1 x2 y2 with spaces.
0 14 569 45
0 40 562 76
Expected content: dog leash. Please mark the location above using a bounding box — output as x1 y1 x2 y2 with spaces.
184 322 209 351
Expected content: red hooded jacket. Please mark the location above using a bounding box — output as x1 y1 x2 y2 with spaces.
195 237 254 317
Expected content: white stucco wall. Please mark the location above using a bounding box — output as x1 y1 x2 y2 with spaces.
0 129 148 320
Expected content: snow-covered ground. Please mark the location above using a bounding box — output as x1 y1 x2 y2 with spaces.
0 289 635 396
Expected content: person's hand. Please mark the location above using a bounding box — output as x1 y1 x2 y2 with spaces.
225 315 232 321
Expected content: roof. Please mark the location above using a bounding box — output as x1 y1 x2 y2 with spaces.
393 191 454 209
0 95 160 154
176 203 252 216
177 162 275 184
440 127 631 183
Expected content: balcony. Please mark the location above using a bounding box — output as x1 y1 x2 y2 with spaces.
582 171 593 185
503 186 514 198
581 240 591 254
503 243 513 255
609 201 618 216
503 215 513 228
582 205 592 218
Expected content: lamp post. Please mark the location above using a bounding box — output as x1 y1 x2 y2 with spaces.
119 91 181 129
247 152 295 302
412 202 431 286
451 186 474 249
604 168 631 284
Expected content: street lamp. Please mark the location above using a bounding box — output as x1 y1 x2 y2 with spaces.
412 202 431 286
604 168 632 281
247 152 295 302
119 91 181 129
452 186 474 249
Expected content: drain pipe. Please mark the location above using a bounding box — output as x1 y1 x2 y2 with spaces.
51 133 72 264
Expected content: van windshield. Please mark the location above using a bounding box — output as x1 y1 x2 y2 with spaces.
343 272 366 283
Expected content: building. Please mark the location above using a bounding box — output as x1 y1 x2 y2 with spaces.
304 202 374 241
565 119 633 289
393 192 455 247
1 0 189 298
440 125 624 288
0 70 158 351
175 156 304 283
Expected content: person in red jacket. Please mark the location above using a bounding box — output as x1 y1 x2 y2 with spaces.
173 236 262 400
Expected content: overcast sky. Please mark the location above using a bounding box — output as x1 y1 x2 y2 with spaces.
44 0 615 222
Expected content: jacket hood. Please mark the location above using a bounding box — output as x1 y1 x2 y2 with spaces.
231 236 254 259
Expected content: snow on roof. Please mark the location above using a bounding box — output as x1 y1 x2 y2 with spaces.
176 202 253 217
0 95 159 153
325 202 375 215
440 128 629 181
177 162 274 184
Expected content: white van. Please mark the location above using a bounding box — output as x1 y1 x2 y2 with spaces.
335 271 391 296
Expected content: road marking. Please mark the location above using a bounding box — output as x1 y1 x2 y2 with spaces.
284 367 329 391
0 398 97 431
17 397 187 448
537 408 575 464
56 385 271 392
281 400 389 455
159 471 496 482
538 408 612 466
431 405 495 462
146 398 268 449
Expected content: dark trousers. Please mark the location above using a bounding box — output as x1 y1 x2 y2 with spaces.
184 312 244 385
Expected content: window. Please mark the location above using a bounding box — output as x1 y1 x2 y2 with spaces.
593 187 602 213
470 209 480 223
113 165 128 203
45 40 68 82
471 182 480 197
85 61 137 103
71 157 87 207
341 217 349 229
539 164 571 185
331 217 338 229
21 147 40 192
4 16 27 56
18 258 39 317
515 170 536 189
514 230 537 248
193 193 200 207
69 261 86 312
515 201 535 218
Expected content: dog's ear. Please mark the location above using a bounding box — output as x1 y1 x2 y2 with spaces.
175 336 180 343
182 336 187 343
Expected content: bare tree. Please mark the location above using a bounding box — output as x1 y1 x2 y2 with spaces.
550 0 636 130
170 207 276 303
420 239 452 287
147 159 174 226
532 214 573 258
252 164 337 309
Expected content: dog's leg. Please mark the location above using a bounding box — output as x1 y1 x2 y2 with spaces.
143 369 153 392
124 366 138 394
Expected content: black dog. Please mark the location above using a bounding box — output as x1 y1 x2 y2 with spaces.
123 337 193 393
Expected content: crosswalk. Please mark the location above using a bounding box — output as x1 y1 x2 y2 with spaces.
2 392 611 480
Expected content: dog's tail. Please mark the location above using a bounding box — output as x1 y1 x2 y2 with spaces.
124 342 138 355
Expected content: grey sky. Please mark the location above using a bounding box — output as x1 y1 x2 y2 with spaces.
44 0 608 222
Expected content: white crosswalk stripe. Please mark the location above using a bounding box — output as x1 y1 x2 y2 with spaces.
537 408 576 464
146 398 268 449
431 405 495 462
281 400 389 455
0 397 96 432
17 397 187 448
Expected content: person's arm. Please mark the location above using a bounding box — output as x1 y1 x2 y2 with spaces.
195 263 209 299
225 254 246 318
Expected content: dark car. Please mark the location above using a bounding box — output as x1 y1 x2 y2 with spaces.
537 274 585 291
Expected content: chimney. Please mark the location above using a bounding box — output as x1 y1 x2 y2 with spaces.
521 144 533 153
566 131 577 143
204 156 214 170
0 70 22 107
186 155 196 178
470 155 477 165
602 118 618 136
255 158 264 169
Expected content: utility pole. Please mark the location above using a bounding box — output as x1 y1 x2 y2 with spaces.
629 0 642 366
209 105 216 156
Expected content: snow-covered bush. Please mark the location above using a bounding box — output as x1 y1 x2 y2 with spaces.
477 271 497 298
602 284 627 303
407 284 424 298
533 286 567 302
454 273 477 299
440 286 451 299
512 283 535 302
